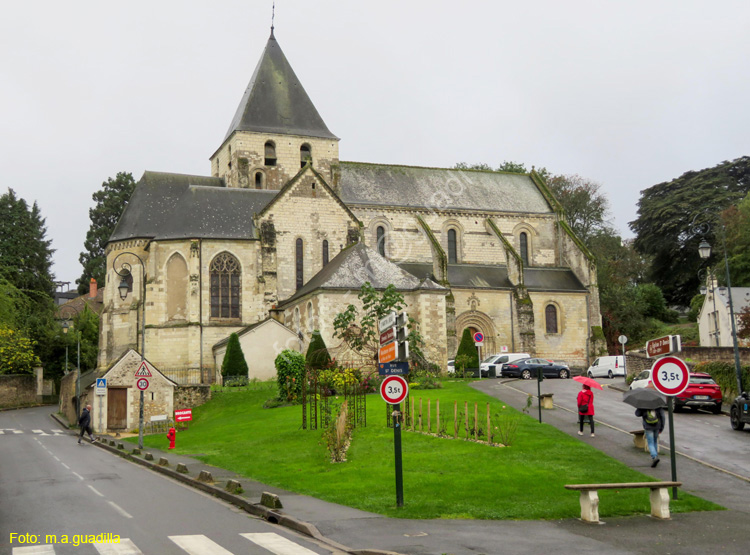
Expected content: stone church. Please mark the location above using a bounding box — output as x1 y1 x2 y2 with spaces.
98 29 603 378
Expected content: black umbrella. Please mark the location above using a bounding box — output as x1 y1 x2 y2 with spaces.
622 388 667 409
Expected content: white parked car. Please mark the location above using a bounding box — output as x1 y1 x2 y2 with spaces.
629 369 653 390
447 359 455 374
587 356 626 379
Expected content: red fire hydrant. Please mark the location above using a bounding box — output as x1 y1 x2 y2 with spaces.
167 426 176 450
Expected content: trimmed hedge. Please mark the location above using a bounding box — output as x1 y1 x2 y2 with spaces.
305 330 331 370
692 360 750 397
221 333 248 378
455 328 479 369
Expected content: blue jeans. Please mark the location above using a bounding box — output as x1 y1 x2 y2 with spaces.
645 429 659 459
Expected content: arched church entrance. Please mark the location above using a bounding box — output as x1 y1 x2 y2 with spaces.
455 311 497 357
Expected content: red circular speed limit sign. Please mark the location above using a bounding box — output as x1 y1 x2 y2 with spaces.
380 375 408 404
136 378 150 391
650 356 689 396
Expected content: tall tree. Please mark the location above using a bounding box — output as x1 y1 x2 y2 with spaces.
721 192 750 287
453 161 550 181
78 172 136 293
630 156 750 305
546 174 611 243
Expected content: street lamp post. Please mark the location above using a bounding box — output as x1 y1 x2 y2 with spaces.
697 230 744 395
114 252 147 450
60 306 81 420
698 269 720 346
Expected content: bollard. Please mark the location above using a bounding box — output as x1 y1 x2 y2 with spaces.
158 457 169 466
260 492 283 509
197 470 213 483
144 452 154 461
176 463 189 474
132 448 141 455
225 480 243 494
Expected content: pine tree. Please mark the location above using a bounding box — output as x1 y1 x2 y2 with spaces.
306 330 331 370
221 333 249 378
77 172 136 293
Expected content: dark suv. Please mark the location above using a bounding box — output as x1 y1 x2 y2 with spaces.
730 391 750 431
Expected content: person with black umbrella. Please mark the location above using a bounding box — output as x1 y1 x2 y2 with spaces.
623 389 666 467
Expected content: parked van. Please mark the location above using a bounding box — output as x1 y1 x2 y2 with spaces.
587 356 625 379
489 353 531 378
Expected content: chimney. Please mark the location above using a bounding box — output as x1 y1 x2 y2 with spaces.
89 278 98 298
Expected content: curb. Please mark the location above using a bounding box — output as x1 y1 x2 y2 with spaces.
50 413 398 555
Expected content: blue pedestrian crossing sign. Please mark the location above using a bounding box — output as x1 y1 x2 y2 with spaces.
95 378 107 396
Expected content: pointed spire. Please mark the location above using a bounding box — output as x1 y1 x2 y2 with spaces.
224 31 337 141
270 2 275 39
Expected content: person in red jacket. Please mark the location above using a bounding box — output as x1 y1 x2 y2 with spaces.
577 384 595 437
167 426 176 449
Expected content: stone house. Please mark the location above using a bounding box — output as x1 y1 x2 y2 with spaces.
698 279 750 348
97 29 603 380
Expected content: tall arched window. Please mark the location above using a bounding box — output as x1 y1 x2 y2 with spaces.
296 238 304 291
300 144 312 168
210 252 241 319
166 254 188 321
447 229 458 263
520 232 529 266
545 304 558 334
376 226 386 257
322 239 329 266
264 141 276 166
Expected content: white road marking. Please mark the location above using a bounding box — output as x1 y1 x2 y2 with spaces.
108 501 133 519
11 545 55 554
61 463 70 470
0 430 4 434
13 429 23 434
32 429 49 435
94 538 142 554
168 535 233 554
88 484 105 497
52 456 60 462
72 472 84 480
241 532 318 554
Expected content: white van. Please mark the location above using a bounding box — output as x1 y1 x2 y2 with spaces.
587 356 625 379
489 353 530 378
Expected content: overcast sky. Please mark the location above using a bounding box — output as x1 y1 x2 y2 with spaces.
2 1 749 288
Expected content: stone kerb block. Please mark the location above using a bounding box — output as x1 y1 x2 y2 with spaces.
197 470 213 483
144 452 154 461
132 448 141 455
158 457 169 466
176 463 189 474
225 480 242 494
260 492 283 509
117 442 125 450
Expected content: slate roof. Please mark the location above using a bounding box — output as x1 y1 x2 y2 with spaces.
224 31 337 142
338 162 552 213
278 243 446 307
398 263 586 292
109 171 277 242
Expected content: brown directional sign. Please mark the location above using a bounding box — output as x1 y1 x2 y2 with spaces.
646 335 681 358
380 327 396 346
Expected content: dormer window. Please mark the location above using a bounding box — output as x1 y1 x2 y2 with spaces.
300 144 312 168
264 141 277 166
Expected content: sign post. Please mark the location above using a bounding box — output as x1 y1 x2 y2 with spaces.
473 332 484 379
618 335 628 382
650 355 690 499
380 375 408 507
95 378 107 433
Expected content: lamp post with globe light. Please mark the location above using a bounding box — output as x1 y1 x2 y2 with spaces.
113 252 147 449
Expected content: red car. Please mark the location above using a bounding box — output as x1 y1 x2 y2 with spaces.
675 373 723 414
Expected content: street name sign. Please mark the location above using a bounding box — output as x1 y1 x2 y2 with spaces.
95 378 107 396
379 311 396 332
175 409 193 422
378 361 409 376
379 341 397 364
650 356 690 396
646 335 681 358
136 378 149 391
135 362 152 377
380 375 408 404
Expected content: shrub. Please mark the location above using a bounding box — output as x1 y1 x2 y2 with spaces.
455 328 479 372
692 360 750 397
275 349 306 402
0 326 41 375
221 333 248 378
322 400 351 462
305 330 331 370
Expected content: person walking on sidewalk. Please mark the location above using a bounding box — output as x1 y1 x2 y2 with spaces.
636 407 665 467
577 384 595 437
78 404 97 444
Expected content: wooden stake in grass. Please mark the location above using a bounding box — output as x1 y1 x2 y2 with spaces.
437 399 440 436
474 402 478 440
410 397 415 431
487 402 491 443
465 401 468 439
454 401 458 439
419 398 423 432
428 399 431 433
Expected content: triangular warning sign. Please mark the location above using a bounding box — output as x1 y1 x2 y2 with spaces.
135 362 152 377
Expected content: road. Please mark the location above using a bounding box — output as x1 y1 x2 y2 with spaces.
474 376 750 487
0 406 345 555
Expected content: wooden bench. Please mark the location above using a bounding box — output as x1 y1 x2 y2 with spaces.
539 393 554 409
565 481 681 523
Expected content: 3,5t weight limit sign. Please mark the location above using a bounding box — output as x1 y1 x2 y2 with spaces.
380 375 408 404
650 356 689 396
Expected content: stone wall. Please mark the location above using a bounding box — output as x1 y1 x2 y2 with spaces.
682 346 750 365
0 374 37 409
174 385 211 411
59 371 78 423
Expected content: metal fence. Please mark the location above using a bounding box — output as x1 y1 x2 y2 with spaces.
160 368 214 385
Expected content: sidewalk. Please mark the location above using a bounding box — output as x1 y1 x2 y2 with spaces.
53 392 750 555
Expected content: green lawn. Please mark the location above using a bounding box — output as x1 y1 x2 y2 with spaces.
134 380 722 520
